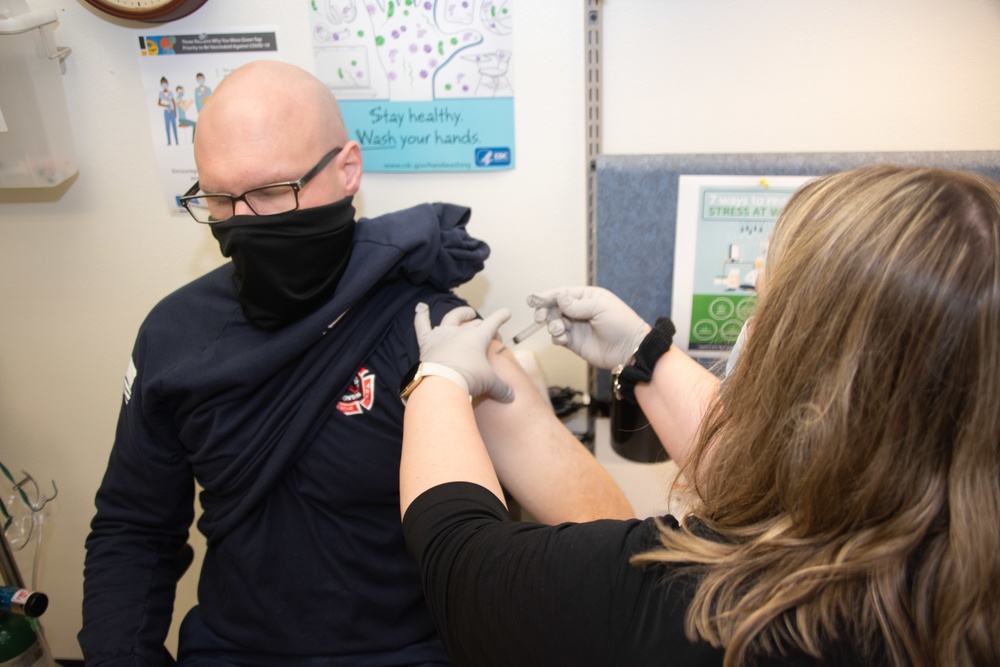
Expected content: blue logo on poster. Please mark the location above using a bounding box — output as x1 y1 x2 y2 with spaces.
475 148 511 167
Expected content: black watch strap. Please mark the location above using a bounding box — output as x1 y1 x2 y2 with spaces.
614 317 675 404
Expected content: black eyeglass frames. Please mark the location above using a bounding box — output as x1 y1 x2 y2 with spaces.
179 146 343 223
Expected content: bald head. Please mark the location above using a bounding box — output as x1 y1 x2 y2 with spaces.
195 61 347 166
192 60 361 205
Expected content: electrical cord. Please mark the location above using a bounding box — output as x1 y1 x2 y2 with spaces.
547 386 595 446
547 386 587 417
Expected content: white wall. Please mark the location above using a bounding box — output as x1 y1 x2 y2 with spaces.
601 0 1000 154
0 0 998 659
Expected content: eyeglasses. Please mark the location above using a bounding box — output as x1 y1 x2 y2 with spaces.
180 146 343 224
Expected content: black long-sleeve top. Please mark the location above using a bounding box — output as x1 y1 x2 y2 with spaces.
403 481 867 667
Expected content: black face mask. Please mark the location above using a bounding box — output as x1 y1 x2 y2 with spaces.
210 197 356 330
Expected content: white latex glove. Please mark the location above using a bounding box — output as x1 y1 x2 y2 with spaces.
526 286 650 370
413 303 515 403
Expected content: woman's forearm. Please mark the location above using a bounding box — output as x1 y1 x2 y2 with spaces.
400 377 506 518
633 346 719 467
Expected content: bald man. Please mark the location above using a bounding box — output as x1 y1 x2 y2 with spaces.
80 61 632 666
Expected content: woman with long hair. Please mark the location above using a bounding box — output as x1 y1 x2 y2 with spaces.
399 165 1000 666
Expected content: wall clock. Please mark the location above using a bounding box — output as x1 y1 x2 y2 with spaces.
83 0 209 23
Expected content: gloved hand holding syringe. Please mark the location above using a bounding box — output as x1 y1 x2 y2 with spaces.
510 288 651 370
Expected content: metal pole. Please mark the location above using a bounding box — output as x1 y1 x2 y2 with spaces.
585 0 602 397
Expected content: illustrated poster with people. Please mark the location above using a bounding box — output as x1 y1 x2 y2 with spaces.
136 28 284 214
672 175 812 358
310 0 515 172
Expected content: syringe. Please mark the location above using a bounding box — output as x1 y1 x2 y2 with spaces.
512 321 545 345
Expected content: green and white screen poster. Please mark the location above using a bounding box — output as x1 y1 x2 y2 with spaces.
672 175 813 358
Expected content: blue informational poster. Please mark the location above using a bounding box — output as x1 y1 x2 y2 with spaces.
310 0 515 172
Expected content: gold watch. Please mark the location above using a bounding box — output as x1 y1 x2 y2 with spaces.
398 362 470 405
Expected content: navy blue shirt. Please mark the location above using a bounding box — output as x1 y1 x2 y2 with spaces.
81 204 488 666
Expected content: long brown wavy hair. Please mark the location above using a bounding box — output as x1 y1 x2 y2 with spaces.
634 165 1000 666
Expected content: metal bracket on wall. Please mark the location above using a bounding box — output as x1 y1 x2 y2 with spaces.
585 0 602 397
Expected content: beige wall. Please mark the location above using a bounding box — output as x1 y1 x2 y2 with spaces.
1 0 999 659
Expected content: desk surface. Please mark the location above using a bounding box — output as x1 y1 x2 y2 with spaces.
591 417 692 520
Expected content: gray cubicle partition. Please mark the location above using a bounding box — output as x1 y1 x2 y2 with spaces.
592 151 1000 400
